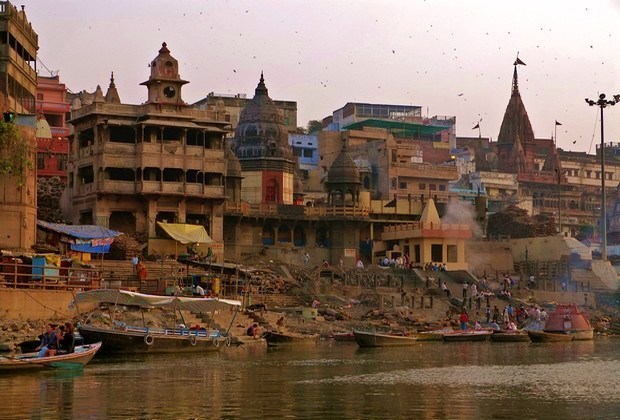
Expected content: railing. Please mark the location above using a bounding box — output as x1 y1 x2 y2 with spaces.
383 222 471 232
0 261 101 291
224 201 370 218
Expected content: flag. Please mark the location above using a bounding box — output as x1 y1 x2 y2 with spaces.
555 120 562 126
472 123 480 130
513 57 526 66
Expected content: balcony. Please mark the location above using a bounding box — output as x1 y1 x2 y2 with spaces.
99 180 136 195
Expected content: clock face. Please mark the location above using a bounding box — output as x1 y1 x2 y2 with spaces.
163 86 176 98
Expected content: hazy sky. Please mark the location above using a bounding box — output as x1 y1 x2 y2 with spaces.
24 0 620 153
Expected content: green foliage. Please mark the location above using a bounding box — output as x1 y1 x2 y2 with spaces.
487 205 556 238
307 120 323 134
0 119 32 186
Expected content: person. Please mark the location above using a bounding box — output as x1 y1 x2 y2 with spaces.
473 320 482 330
540 308 549 321
322 259 329 268
59 322 76 354
490 321 501 331
502 307 510 324
529 274 535 289
302 252 310 266
459 309 470 331
492 306 500 323
36 323 57 358
246 323 260 338
507 321 517 331
356 258 364 269
44 324 62 357
470 283 478 297
194 284 205 296
507 304 514 319
382 257 389 267
276 316 285 333
441 281 450 297
462 282 468 299
131 255 139 274
339 256 344 269
485 306 491 324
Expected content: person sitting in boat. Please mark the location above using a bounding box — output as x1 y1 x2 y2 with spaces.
43 324 63 357
58 322 76 354
247 323 260 338
490 321 501 331
507 321 517 331
193 284 205 297
473 320 483 330
36 323 58 358
276 316 285 333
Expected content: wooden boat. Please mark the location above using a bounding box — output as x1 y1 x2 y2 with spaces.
263 331 320 347
491 330 529 342
331 332 356 342
442 330 493 342
353 331 420 348
73 289 241 354
527 330 573 342
0 342 102 372
570 329 594 340
18 334 85 353
412 331 444 341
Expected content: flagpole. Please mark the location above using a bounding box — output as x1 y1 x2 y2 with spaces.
554 123 557 146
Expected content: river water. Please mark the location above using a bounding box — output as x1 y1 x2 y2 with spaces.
1 338 619 419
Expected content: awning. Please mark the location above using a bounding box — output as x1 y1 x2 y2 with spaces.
71 289 241 311
37 221 122 239
157 222 213 245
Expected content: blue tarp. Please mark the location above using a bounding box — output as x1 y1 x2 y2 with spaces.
37 221 122 239
70 243 111 253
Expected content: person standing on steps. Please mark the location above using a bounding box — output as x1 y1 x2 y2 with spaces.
462 281 468 299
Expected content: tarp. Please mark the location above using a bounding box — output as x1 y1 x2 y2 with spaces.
71 289 241 312
157 222 213 245
37 221 122 240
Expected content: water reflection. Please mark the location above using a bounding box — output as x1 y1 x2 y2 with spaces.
0 339 617 419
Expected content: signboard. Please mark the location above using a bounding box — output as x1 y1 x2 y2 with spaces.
344 248 357 258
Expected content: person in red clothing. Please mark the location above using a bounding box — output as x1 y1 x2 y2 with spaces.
459 309 470 330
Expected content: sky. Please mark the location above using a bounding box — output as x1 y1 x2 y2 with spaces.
23 0 620 153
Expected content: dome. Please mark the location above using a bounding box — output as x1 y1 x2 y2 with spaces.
327 143 361 185
234 73 291 160
226 148 242 178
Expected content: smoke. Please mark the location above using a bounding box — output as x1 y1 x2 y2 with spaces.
441 200 483 237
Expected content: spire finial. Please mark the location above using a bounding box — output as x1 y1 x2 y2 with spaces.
109 71 116 88
255 72 268 96
159 42 170 54
512 65 519 95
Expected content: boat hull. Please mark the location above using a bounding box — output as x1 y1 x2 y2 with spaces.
79 325 229 354
332 333 356 342
263 331 319 347
527 330 573 342
491 331 529 342
0 342 102 372
412 331 444 342
353 331 420 348
442 331 492 342
569 329 594 340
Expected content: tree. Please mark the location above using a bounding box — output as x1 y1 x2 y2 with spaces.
0 119 33 186
307 120 323 134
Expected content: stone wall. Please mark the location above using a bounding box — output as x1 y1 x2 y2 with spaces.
0 289 97 320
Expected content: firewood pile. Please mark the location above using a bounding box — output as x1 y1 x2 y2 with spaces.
36 177 67 223
108 233 145 260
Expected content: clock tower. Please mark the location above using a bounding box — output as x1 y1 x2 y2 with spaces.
140 42 188 105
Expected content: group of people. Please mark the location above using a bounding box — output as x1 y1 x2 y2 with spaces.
35 322 76 358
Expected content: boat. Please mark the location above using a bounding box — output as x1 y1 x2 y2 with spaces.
263 331 320 347
442 330 493 342
73 289 241 354
527 304 594 342
0 342 102 372
353 330 420 348
527 330 573 342
331 332 356 342
491 330 530 342
413 330 444 341
18 334 85 353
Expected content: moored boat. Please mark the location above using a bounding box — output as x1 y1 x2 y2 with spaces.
263 331 320 347
73 289 241 354
527 330 573 342
491 330 529 342
331 332 356 342
353 330 420 348
442 330 493 342
412 330 444 341
0 342 102 372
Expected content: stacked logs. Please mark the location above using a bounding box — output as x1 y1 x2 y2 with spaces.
36 177 67 223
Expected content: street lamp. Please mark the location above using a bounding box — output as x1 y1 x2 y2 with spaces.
585 93 620 261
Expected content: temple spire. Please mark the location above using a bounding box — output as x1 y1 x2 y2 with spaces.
512 65 519 96
255 71 268 96
105 71 121 104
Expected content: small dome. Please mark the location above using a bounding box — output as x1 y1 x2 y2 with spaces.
327 143 361 185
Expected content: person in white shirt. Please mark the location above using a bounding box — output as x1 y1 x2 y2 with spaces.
194 284 205 296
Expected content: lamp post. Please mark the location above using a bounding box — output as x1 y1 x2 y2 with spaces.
585 93 620 261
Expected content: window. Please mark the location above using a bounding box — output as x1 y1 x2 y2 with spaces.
595 171 600 179
586 170 591 178
37 152 46 170
391 178 397 189
429 184 437 191
391 150 397 163
447 245 458 263
37 93 43 101
399 181 407 189
419 183 426 190
439 185 446 191
302 149 313 158
56 154 67 171
293 148 302 157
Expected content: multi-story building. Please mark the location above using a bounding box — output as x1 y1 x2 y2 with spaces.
67 43 233 258
35 75 70 180
0 1 37 250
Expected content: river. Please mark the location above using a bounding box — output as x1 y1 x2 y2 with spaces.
1 338 619 419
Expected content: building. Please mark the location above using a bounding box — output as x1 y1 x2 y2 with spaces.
0 1 37 250
66 43 233 259
35 75 70 180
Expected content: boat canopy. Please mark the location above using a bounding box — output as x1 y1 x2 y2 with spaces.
157 222 214 245
72 289 241 312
